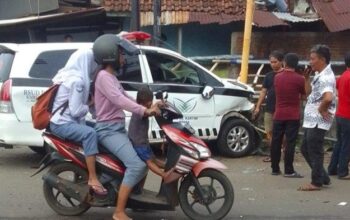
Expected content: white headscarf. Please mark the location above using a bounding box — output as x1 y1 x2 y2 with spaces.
52 48 97 102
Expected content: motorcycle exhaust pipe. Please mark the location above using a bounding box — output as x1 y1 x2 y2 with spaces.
43 172 89 202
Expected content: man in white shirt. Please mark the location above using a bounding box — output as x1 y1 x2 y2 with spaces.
299 45 336 191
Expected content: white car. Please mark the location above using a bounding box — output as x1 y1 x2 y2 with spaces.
0 41 258 157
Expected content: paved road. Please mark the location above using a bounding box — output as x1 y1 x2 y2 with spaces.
1 146 350 220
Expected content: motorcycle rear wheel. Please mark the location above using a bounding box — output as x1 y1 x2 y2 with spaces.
43 162 91 216
179 169 234 220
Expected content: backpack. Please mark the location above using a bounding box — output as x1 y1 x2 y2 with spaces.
31 84 68 130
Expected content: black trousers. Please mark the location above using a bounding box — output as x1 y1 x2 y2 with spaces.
301 127 330 187
271 120 300 174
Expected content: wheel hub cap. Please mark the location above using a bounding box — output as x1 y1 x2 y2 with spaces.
227 126 249 152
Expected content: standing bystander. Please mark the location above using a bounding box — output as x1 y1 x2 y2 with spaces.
270 53 305 177
299 45 335 191
253 51 284 162
328 52 350 179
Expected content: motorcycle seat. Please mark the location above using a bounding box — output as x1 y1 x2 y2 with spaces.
44 131 124 165
43 131 81 146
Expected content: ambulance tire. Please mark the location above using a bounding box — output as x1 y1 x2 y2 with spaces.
217 119 254 157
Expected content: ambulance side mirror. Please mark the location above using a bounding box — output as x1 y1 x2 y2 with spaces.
202 86 214 100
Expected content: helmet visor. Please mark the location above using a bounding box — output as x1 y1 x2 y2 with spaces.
118 38 140 56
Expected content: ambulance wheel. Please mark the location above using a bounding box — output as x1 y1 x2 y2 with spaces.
217 119 254 157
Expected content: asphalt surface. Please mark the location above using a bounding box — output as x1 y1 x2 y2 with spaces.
1 146 350 220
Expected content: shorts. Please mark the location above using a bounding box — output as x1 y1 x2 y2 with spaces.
134 145 154 162
264 112 273 133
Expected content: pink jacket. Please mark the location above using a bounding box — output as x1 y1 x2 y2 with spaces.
94 70 145 122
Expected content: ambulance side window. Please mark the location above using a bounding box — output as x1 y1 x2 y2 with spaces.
29 50 75 79
0 51 14 82
146 52 201 85
117 53 142 82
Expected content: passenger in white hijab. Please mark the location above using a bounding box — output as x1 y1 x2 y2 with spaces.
50 48 107 195
53 48 97 103
51 48 98 124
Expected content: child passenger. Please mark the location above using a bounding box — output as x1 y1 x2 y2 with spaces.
128 87 168 178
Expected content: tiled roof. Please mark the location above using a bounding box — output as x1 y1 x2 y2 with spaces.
103 0 350 31
103 0 288 27
103 0 246 15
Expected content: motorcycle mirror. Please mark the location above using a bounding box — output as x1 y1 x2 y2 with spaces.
155 91 168 100
155 91 163 100
163 92 168 100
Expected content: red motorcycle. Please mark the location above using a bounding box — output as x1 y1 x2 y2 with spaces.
33 92 234 220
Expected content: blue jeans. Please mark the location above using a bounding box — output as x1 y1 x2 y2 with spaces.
95 122 147 187
50 122 99 156
328 117 350 177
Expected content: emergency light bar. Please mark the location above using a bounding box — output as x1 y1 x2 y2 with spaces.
119 31 152 45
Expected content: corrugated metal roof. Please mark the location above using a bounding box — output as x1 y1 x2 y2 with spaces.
273 12 320 23
254 10 287 27
312 0 350 32
331 0 350 14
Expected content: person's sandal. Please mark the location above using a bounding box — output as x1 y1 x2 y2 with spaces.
271 170 282 176
284 172 304 178
263 157 271 162
339 175 350 180
88 184 108 196
297 184 321 191
113 214 132 220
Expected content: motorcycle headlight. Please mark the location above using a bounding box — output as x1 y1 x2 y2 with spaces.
190 142 211 159
183 147 200 159
178 138 211 159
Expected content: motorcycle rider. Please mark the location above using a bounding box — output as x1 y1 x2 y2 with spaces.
49 48 107 195
93 34 160 220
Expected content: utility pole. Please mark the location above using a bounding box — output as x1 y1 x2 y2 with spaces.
153 0 161 46
239 0 255 84
130 0 140 31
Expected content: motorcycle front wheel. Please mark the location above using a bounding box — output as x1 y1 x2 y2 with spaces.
43 162 91 216
179 169 234 220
